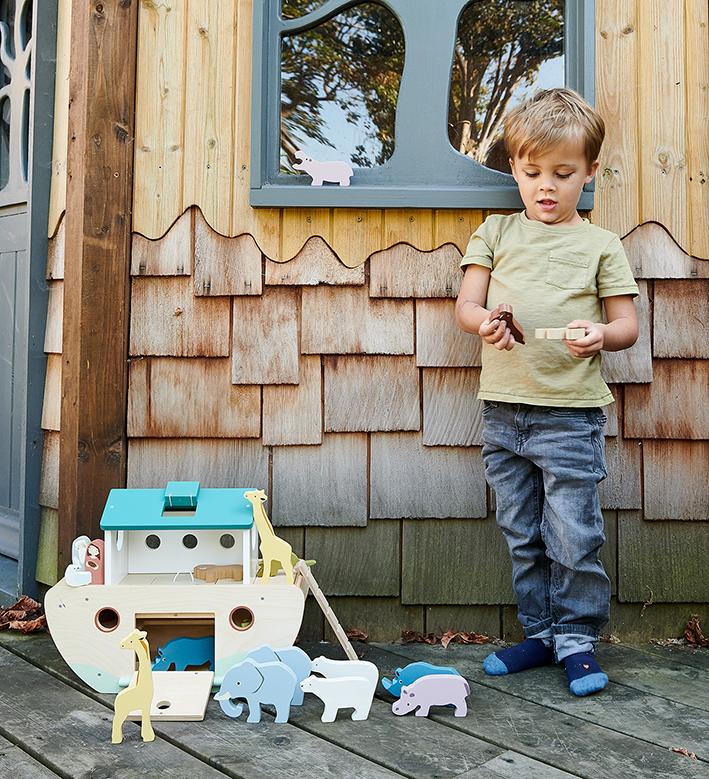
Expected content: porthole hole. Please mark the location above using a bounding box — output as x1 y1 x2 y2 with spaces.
229 606 254 631
95 607 120 632
145 534 161 550
182 534 198 549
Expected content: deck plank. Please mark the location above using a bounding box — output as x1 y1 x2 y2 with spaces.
0 734 60 778
632 643 709 673
0 635 405 779
386 643 709 764
307 642 708 779
0 646 227 778
455 751 581 778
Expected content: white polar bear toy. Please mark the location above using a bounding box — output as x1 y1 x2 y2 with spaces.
311 656 379 690
300 675 375 723
292 151 353 187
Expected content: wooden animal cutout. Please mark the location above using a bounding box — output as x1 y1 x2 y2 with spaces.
489 303 525 344
112 629 155 744
391 673 469 718
293 150 353 187
64 535 92 587
535 327 586 341
381 661 461 698
85 539 105 585
193 563 243 583
301 674 375 722
214 658 296 723
152 636 214 672
244 490 294 584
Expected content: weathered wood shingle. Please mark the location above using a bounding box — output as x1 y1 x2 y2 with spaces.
598 436 642 510
618 511 709 602
601 281 652 384
422 368 483 446
263 355 322 445
194 208 262 296
416 299 482 367
41 354 61 431
272 433 368 526
624 359 709 439
622 222 709 279
43 281 63 354
265 236 365 286
301 286 413 355
130 276 230 356
39 431 59 510
401 517 514 605
304 523 400 597
643 441 709 520
128 357 260 437
127 437 268 489
369 243 462 298
324 356 419 432
370 432 486 518
46 217 64 280
232 287 300 384
131 209 192 276
653 280 708 358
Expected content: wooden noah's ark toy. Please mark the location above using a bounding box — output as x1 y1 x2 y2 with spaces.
44 482 305 702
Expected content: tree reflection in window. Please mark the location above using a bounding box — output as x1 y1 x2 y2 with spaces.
280 1 404 174
448 0 564 174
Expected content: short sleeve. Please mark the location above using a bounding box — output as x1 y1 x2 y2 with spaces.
597 235 639 298
459 215 499 271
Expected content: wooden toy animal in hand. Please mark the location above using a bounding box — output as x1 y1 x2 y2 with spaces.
244 489 294 584
489 303 525 344
112 629 155 744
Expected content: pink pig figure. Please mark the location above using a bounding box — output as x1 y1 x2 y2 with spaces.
391 673 470 718
293 150 353 187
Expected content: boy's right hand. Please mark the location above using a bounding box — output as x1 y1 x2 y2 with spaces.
479 316 517 351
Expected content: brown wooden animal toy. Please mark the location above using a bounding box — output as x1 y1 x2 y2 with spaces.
489 303 525 344
112 629 155 744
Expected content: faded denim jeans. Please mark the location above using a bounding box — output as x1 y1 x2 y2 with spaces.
481 401 610 662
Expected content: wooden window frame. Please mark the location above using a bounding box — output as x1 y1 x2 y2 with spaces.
251 0 596 209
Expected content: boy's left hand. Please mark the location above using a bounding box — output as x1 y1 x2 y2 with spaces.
564 320 605 358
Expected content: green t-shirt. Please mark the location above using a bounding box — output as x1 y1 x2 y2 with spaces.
460 211 639 407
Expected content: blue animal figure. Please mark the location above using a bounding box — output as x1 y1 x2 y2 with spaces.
214 658 297 723
152 636 215 672
381 661 460 698
243 645 312 705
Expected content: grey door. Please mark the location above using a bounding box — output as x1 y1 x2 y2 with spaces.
1 0 33 560
0 210 28 558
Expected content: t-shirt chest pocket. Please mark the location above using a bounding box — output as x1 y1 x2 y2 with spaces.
545 253 590 290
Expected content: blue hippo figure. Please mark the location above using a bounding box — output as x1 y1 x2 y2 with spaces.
152 636 215 671
381 661 460 698
243 645 312 705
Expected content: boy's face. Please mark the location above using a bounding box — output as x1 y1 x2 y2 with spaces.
509 138 599 226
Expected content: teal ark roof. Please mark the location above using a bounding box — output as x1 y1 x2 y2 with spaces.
100 483 257 530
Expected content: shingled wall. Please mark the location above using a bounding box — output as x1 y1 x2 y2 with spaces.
38 206 708 640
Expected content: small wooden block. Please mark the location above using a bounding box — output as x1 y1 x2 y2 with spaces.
489 303 525 344
535 327 586 341
127 671 214 721
193 563 243 582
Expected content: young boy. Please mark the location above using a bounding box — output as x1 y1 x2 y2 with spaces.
455 88 639 697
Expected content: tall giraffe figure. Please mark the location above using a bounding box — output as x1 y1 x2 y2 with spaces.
112 629 155 744
244 490 295 584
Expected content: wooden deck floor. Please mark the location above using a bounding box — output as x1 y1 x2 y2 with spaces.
0 632 707 779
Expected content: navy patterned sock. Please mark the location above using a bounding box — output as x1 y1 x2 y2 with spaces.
563 651 608 696
482 638 555 675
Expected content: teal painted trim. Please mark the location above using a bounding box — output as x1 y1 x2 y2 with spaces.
100 488 256 530
72 661 121 694
251 0 596 210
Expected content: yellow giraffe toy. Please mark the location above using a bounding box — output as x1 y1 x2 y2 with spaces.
244 489 294 584
112 629 155 744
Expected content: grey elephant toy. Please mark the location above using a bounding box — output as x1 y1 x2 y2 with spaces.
243 645 312 705
214 658 297 723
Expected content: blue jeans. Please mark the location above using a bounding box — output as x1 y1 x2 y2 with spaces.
481 401 610 662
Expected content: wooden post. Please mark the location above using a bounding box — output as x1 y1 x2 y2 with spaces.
58 1 138 571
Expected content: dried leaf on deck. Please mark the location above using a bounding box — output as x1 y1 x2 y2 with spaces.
671 747 698 760
0 596 45 633
345 628 369 642
683 614 709 648
440 630 493 648
401 631 439 645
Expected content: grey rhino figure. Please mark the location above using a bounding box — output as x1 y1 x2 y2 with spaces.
244 645 312 705
214 658 297 723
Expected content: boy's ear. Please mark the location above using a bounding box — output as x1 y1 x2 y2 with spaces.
585 159 600 183
509 157 518 182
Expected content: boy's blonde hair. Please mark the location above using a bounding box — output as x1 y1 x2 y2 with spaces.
503 88 605 166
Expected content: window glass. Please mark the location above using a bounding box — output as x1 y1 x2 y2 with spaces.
448 0 564 174
280 2 404 175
